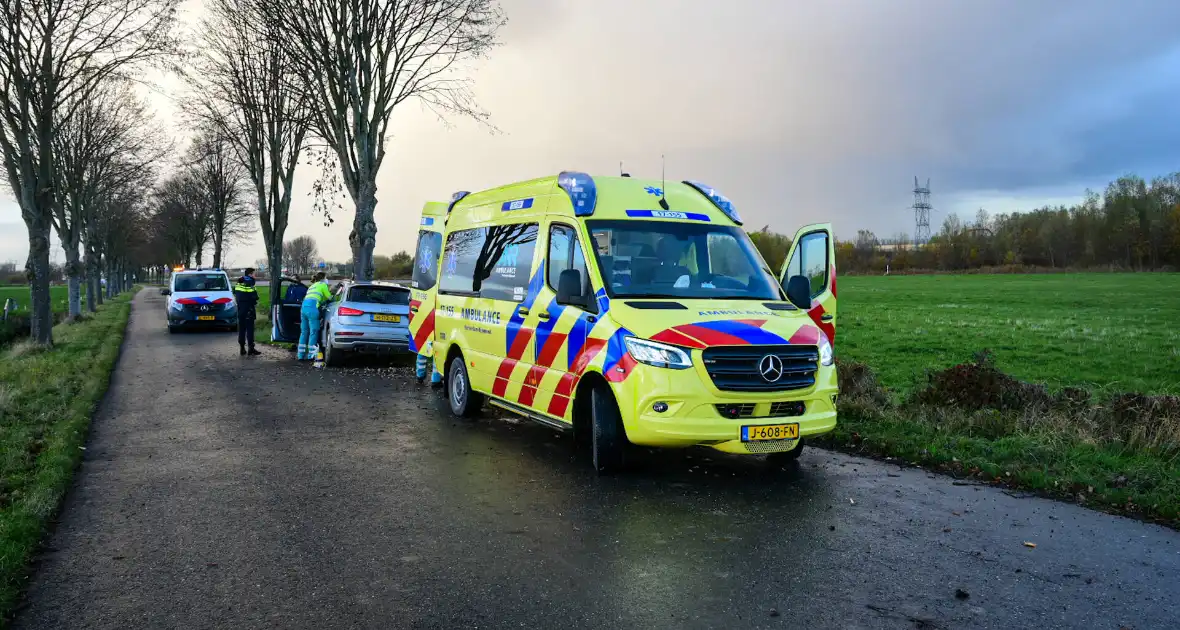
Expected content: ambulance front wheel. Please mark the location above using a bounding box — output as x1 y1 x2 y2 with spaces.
590 384 626 475
447 353 483 418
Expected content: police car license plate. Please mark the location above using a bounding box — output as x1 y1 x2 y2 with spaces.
197 315 215 321
371 314 400 323
741 423 799 442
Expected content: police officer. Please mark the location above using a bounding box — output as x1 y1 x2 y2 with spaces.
298 271 332 360
234 268 262 356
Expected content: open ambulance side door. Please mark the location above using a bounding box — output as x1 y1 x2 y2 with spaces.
778 223 837 345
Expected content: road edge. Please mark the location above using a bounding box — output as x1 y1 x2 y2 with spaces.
0 286 141 626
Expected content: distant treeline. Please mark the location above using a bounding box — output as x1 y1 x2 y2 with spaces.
751 172 1180 275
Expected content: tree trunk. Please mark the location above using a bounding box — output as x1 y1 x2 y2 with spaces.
85 242 98 312
195 247 204 268
268 250 283 312
64 245 83 319
26 220 55 345
350 177 378 281
213 235 223 269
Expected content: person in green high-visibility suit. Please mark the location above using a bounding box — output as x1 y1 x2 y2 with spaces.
298 272 331 360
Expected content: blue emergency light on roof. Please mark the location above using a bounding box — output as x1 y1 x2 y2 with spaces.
447 191 470 214
557 171 597 217
683 180 742 225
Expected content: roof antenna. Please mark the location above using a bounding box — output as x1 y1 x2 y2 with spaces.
658 154 670 210
620 161 630 177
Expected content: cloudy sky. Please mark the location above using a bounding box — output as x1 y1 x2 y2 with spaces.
3 0 1179 266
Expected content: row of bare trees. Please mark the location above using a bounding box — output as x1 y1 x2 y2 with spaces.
3 0 505 344
187 0 504 308
0 0 182 343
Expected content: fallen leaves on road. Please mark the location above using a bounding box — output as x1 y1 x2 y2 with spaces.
1023 542 1037 548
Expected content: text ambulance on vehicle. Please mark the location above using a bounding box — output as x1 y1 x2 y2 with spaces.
408 201 448 384
427 172 837 473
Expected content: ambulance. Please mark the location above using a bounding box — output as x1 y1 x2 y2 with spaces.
430 172 837 473
408 201 449 383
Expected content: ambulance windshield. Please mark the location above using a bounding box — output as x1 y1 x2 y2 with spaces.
586 220 781 300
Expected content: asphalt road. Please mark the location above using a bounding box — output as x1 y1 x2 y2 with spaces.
13 289 1180 629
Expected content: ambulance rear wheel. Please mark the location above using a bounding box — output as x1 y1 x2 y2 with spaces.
448 354 482 418
590 384 626 475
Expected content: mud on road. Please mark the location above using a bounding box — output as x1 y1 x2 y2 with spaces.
13 289 1180 629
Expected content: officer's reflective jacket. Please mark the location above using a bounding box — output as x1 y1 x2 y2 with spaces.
233 276 259 311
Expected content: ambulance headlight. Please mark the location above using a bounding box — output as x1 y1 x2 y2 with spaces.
818 333 833 367
170 301 183 311
624 337 692 370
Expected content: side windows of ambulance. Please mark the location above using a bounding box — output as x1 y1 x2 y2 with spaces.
547 224 595 311
439 223 538 301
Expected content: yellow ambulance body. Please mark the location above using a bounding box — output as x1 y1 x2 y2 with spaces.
430 172 837 473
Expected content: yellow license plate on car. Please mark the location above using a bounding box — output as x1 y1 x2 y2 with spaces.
371 314 400 323
197 315 215 321
741 423 799 442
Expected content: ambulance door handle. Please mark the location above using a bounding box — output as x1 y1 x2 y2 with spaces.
821 314 833 321
410 306 419 313
517 307 530 316
536 312 551 321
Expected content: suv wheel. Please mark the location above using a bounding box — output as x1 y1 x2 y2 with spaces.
322 326 340 367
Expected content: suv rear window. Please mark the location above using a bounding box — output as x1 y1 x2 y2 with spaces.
348 285 409 305
174 274 229 292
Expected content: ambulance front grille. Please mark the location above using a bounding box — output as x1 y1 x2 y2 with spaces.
701 345 818 392
743 439 799 454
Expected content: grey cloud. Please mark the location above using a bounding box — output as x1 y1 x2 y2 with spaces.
4 0 1179 262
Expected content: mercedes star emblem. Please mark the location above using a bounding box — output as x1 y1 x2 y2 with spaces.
200 304 210 312
759 354 784 382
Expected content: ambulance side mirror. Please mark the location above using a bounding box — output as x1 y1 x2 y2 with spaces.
160 288 171 296
785 275 810 310
556 269 588 309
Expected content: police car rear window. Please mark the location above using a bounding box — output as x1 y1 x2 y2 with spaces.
174 274 229 292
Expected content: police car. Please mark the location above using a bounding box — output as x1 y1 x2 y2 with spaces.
162 268 239 333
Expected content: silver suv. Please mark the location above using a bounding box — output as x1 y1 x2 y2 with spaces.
319 281 412 366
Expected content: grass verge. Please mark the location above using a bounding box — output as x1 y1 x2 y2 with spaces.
816 355 1180 528
0 288 137 624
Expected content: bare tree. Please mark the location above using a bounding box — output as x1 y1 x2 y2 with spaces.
285 235 317 274
153 172 212 268
54 81 162 316
0 0 181 345
189 0 312 306
186 131 251 269
258 0 504 281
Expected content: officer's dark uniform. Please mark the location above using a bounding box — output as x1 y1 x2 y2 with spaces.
234 275 261 355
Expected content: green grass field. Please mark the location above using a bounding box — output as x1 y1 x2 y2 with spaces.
0 289 134 622
838 273 1180 397
0 285 80 314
